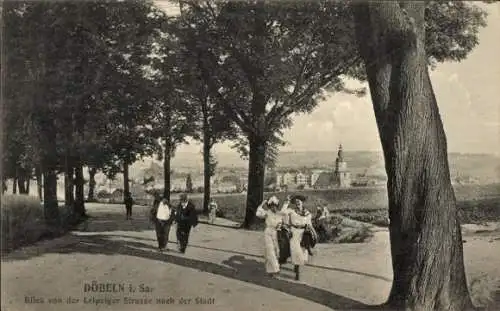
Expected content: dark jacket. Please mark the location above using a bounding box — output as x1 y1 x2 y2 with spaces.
175 200 198 227
301 227 317 249
124 195 134 207
278 228 291 264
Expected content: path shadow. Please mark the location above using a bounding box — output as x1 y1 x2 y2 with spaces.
78 213 156 233
307 264 392 282
197 219 241 229
3 232 384 310
97 234 391 279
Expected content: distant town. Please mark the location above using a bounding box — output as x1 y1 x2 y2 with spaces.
8 145 495 202
86 145 490 202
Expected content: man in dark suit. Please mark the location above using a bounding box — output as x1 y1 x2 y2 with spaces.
175 193 198 253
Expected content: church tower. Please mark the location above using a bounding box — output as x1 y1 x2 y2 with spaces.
334 144 351 187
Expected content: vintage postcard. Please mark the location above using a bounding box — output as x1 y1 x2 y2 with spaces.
1 1 499 311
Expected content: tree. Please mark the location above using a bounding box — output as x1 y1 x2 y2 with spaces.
351 1 488 310
3 1 165 220
177 1 363 228
172 23 240 214
147 24 200 202
185 173 193 193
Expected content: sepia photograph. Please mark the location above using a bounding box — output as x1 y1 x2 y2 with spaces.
1 1 499 310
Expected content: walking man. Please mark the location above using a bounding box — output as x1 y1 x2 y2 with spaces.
175 193 198 253
124 191 134 220
152 196 174 252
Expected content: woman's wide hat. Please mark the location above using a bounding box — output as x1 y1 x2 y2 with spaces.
267 195 280 206
290 194 307 202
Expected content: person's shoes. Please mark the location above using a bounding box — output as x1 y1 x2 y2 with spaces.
158 248 164 253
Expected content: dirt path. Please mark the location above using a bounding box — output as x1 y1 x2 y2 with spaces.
2 203 499 311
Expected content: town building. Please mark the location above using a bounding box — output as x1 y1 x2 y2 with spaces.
270 144 352 190
333 144 351 188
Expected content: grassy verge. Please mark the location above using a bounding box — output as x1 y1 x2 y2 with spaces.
1 194 83 253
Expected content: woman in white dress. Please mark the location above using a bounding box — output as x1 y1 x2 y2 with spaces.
255 196 285 277
283 194 313 281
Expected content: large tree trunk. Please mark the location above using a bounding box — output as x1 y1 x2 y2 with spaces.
36 167 43 200
43 169 60 226
242 134 267 229
64 156 74 207
25 175 30 194
12 177 17 194
74 161 85 217
163 110 172 201
202 142 211 215
17 173 27 194
87 167 97 202
163 142 171 202
123 161 130 202
202 114 212 215
353 3 474 310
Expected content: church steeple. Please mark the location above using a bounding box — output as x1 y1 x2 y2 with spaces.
337 144 344 162
333 143 350 187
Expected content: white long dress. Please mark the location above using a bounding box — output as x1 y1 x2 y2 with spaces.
285 209 313 266
256 204 284 273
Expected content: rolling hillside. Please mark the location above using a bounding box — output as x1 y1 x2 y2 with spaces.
130 151 499 184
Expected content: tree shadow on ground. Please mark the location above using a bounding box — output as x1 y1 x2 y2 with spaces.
197 219 241 229
87 233 391 280
80 208 242 232
3 232 388 311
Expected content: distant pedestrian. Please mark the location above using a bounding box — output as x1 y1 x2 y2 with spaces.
313 204 329 242
124 191 134 220
208 198 218 224
151 197 175 252
175 193 198 253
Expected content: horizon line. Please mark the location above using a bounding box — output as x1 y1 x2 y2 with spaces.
170 150 499 156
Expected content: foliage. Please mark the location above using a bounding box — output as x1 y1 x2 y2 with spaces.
3 1 165 178
172 0 490 226
176 0 362 147
1 195 65 252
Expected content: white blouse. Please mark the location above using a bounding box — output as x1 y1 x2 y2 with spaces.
156 202 171 221
256 203 285 229
282 205 312 229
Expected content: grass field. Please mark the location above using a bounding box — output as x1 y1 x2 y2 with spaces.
184 183 500 226
102 183 499 227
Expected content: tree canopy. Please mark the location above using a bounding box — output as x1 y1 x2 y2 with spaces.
172 0 489 227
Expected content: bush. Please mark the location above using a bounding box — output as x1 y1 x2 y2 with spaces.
458 198 500 224
215 209 225 218
1 195 47 252
317 214 375 243
96 190 111 199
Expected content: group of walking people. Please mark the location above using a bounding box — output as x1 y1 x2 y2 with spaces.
256 194 319 281
150 193 199 253
147 191 324 282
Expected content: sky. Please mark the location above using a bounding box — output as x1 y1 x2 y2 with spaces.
155 1 500 156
